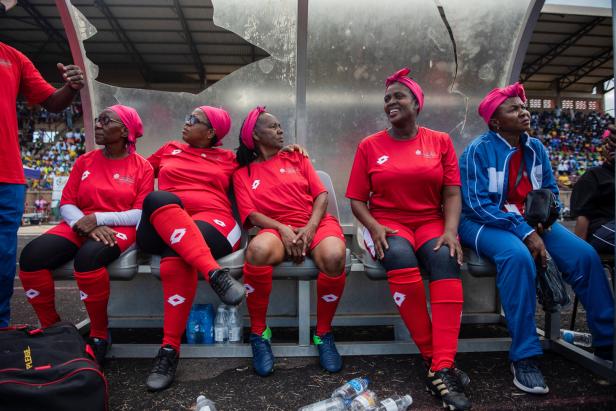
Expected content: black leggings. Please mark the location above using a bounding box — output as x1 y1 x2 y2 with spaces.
136 190 232 259
381 236 460 281
19 234 121 272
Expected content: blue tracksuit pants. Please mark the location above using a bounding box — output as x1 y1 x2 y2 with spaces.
0 184 26 327
459 220 614 361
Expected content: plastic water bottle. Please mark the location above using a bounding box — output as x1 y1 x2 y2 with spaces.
214 304 228 344
350 390 378 411
373 394 413 411
227 306 242 343
298 397 346 411
186 306 203 344
560 329 592 347
331 377 370 402
200 304 215 344
195 395 217 411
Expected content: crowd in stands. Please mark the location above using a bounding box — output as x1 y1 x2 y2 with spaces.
529 109 612 189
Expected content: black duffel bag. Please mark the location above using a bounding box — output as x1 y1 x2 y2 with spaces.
0 322 108 411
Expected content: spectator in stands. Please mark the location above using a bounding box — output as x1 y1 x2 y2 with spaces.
458 83 614 395
137 106 245 392
18 105 153 366
571 133 615 254
0 37 84 327
235 107 347 379
346 68 470 411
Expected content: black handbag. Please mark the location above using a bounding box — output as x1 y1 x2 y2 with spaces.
535 252 570 313
525 188 560 229
0 322 108 411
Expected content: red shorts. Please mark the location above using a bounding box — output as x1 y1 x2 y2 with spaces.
191 211 242 251
257 214 344 252
363 217 444 259
46 221 136 252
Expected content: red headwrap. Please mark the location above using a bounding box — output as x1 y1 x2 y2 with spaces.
107 105 143 154
385 68 425 113
198 106 232 146
478 82 527 125
240 106 267 150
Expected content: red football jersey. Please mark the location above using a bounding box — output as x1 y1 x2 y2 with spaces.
505 146 532 215
346 128 461 221
233 151 327 227
1 43 56 184
147 141 238 216
60 150 154 214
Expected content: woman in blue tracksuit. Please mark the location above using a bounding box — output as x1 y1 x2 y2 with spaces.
458 83 614 395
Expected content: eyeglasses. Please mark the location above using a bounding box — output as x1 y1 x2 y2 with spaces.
95 116 124 127
185 115 211 128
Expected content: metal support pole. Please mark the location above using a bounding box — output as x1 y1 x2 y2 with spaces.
612 0 616 372
295 0 308 147
298 281 311 346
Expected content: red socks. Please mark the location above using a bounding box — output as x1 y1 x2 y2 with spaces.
74 267 110 340
150 204 220 280
19 269 60 328
160 257 198 351
387 267 433 359
316 272 345 336
243 262 273 335
430 279 463 371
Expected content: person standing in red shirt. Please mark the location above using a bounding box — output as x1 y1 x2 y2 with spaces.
234 107 347 377
0 38 84 328
346 68 470 411
19 105 153 365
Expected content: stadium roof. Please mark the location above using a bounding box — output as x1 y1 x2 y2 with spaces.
0 0 613 94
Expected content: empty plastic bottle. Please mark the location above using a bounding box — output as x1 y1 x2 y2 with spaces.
373 394 413 411
350 390 378 411
214 304 228 344
560 329 592 347
331 377 370 402
227 306 242 343
195 395 217 411
298 397 346 411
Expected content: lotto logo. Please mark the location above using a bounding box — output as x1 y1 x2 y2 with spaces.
244 284 255 294
279 168 286 173
115 232 128 240
167 294 186 306
113 173 120 180
376 155 389 165
81 170 90 180
25 289 39 299
170 228 186 244
251 180 261 190
171 149 182 155
79 290 88 301
393 291 406 307
321 294 338 303
213 219 226 227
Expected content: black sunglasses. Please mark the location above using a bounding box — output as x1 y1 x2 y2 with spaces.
95 116 124 127
185 115 212 128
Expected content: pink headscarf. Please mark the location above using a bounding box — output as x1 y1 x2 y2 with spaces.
198 106 232 146
240 106 267 150
385 68 425 113
107 105 143 154
478 82 527 125
602 129 611 139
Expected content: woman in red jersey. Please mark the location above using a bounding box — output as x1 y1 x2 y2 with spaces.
233 107 347 377
346 68 470 411
19 105 154 366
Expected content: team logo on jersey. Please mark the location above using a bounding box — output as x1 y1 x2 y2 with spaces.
171 149 182 155
376 155 389 165
393 291 406 307
25 289 39 299
415 149 422 156
244 284 255 294
115 232 128 241
321 294 338 303
170 228 187 244
0 59 12 68
81 170 91 181
251 180 261 190
213 219 226 227
279 168 286 174
79 290 88 301
167 294 186 306
201 153 207 158
113 173 135 184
